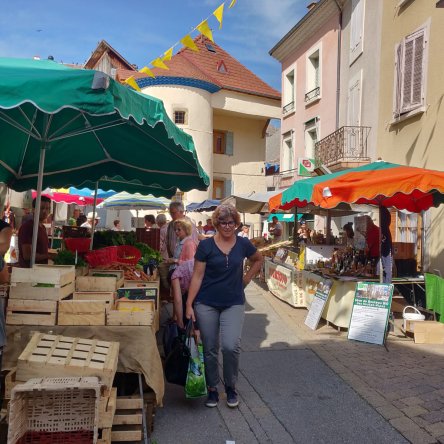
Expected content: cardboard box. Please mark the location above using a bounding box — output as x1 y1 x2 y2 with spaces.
393 242 415 260
414 321 444 344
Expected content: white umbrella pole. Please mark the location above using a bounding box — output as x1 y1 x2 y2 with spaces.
50 201 56 249
90 181 99 250
31 146 47 267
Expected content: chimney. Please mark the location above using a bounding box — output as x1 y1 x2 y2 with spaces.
307 2 317 11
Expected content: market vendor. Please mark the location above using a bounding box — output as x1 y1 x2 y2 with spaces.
18 196 52 267
80 212 100 230
269 216 283 243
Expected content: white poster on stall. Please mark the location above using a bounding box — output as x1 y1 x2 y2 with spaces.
305 278 333 330
348 282 394 345
265 260 294 305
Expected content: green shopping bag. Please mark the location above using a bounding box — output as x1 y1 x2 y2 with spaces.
185 340 207 399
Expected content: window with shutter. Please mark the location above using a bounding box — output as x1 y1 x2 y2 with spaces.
347 71 362 126
350 0 365 64
392 22 428 120
225 132 234 156
213 180 224 199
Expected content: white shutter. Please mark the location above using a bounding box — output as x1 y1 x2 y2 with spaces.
350 0 364 63
393 43 403 118
347 72 362 126
401 29 425 113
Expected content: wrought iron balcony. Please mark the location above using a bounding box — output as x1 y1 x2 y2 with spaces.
283 101 295 114
315 126 371 169
305 87 320 103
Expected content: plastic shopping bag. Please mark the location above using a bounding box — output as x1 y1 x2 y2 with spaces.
185 339 207 399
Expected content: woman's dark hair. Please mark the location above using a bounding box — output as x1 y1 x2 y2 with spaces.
144 214 156 224
343 222 354 238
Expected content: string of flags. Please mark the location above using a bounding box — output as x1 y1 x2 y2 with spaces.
125 0 237 91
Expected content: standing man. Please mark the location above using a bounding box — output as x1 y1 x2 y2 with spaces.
269 216 283 243
203 218 216 236
159 202 200 297
18 196 52 268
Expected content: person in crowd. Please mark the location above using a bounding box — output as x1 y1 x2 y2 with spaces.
168 218 197 329
156 213 167 229
144 214 156 230
80 212 100 230
268 216 283 243
112 220 122 231
77 213 87 227
159 202 200 299
342 222 355 248
297 221 311 243
203 218 216 236
185 204 263 409
363 216 380 262
237 225 250 238
197 221 204 235
171 259 194 330
18 196 52 268
380 208 393 283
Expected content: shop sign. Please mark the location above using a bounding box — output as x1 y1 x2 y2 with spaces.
304 278 333 330
265 260 293 304
348 282 394 345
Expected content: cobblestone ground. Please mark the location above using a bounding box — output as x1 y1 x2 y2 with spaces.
261 281 444 444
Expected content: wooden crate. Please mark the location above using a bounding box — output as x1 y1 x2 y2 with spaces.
107 299 155 326
117 286 159 309
58 300 107 326
73 291 115 312
98 387 117 429
4 368 18 399
16 333 119 389
6 299 57 326
89 269 124 288
10 264 75 301
123 278 159 288
76 275 119 292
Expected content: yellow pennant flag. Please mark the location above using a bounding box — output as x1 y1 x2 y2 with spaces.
163 47 173 62
213 3 224 29
151 58 169 70
180 35 199 52
229 0 237 8
125 76 141 91
196 20 214 42
139 66 155 78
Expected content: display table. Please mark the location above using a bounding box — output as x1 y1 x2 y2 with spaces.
3 325 165 405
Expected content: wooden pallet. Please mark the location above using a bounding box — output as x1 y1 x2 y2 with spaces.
98 396 144 443
6 299 57 325
17 333 119 389
58 300 107 325
73 291 115 312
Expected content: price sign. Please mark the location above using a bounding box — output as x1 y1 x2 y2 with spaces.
304 278 333 330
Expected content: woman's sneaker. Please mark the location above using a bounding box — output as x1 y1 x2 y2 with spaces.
205 389 219 408
226 387 239 408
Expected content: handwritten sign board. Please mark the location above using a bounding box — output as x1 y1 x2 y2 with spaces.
305 278 333 330
348 282 394 345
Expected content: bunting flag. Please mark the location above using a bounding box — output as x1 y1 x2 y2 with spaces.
151 58 169 70
125 76 141 91
229 0 237 8
139 66 155 78
163 48 173 61
180 34 199 52
196 19 214 42
213 3 224 29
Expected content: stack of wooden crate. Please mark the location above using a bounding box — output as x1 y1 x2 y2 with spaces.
7 265 75 326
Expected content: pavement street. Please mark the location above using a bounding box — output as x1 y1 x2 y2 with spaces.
151 281 444 444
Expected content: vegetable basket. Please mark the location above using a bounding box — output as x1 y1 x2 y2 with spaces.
64 237 91 254
85 247 118 268
115 245 141 265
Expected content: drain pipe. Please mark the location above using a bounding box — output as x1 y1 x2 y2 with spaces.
334 0 342 130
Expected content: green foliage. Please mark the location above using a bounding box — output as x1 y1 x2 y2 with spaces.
134 242 162 265
53 249 87 268
92 230 137 249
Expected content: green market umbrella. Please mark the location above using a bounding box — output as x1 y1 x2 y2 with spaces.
0 57 209 263
97 192 170 211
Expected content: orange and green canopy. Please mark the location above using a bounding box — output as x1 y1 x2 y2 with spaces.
269 161 444 213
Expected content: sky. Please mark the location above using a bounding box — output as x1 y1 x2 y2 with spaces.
0 0 309 92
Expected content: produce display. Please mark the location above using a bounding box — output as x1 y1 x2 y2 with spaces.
53 250 87 268
97 263 156 281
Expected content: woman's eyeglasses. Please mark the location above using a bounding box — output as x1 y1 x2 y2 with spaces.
218 220 235 227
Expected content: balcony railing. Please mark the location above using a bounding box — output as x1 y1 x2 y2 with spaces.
304 86 320 103
283 101 295 114
315 126 371 168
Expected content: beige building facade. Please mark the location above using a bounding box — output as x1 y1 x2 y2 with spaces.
377 1 444 271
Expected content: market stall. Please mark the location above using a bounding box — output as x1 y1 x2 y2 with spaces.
267 161 444 332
